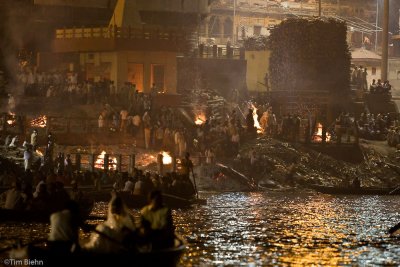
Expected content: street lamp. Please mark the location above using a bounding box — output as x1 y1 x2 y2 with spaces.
375 0 379 51
232 0 236 44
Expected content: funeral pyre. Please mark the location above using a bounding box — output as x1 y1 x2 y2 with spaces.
30 115 47 128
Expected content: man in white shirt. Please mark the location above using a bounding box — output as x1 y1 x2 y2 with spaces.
120 109 129 132
122 178 134 192
48 201 81 255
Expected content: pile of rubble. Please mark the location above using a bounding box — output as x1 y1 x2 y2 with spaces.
237 136 400 188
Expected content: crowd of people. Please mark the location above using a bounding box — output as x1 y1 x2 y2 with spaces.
351 65 368 91
369 79 392 94
350 65 392 95
356 113 393 140
16 68 143 106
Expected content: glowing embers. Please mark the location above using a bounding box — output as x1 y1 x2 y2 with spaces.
195 114 206 125
30 115 47 128
312 123 331 142
95 151 117 170
160 151 172 165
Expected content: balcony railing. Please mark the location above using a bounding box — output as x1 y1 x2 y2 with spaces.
55 26 189 41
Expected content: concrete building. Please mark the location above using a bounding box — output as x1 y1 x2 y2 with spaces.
202 0 380 47
38 0 211 94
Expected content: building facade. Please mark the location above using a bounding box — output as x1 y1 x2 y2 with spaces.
38 0 211 94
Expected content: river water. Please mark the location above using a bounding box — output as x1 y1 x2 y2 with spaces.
1 191 400 266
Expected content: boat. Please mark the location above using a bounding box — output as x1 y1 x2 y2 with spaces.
258 182 297 192
0 200 94 223
194 163 257 192
9 236 186 267
120 192 207 209
80 189 207 208
310 184 400 195
0 184 114 194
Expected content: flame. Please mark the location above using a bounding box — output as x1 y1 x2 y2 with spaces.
161 151 172 165
95 151 117 170
6 112 16 126
30 115 47 128
251 104 263 134
195 114 206 125
313 123 331 142
36 150 44 157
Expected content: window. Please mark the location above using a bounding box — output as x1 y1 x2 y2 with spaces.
372 67 376 75
151 64 165 92
253 26 261 36
127 63 144 92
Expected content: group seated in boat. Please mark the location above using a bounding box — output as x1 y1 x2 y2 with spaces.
0 176 85 214
29 191 176 261
114 168 196 199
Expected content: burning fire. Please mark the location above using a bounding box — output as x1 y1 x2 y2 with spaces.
195 114 206 125
251 104 263 134
30 115 47 128
36 150 44 157
313 123 331 142
95 151 117 170
161 151 172 165
6 112 16 126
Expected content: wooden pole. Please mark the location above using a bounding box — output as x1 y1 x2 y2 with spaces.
381 0 389 81
172 155 177 172
318 0 322 17
89 154 96 172
157 153 164 175
104 154 109 171
117 154 122 172
75 153 81 172
129 154 135 174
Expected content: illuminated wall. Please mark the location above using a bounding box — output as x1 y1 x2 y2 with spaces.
245 50 270 92
79 51 178 93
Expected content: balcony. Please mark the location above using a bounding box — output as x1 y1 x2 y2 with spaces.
52 26 194 53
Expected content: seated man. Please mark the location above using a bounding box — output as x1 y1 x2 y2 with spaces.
69 180 83 202
140 191 174 249
48 200 82 255
84 193 136 253
0 181 24 209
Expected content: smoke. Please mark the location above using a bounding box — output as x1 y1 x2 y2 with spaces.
0 3 25 96
0 2 28 114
